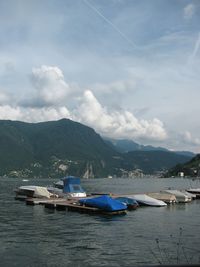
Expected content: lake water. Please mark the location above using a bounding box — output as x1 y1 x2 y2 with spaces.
0 177 200 266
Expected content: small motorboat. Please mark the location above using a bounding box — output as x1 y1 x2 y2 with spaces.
123 194 167 207
48 176 87 198
114 196 138 210
147 192 176 204
15 176 86 200
14 185 54 199
162 190 191 203
79 195 127 212
186 188 200 199
181 190 196 199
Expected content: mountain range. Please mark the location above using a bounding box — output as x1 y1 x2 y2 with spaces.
104 138 195 157
0 119 193 178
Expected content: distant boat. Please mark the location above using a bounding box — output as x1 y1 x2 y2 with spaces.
79 195 127 212
124 194 167 207
162 190 191 203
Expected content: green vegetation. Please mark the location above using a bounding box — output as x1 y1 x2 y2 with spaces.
167 154 200 177
119 150 191 175
0 119 192 178
0 119 120 178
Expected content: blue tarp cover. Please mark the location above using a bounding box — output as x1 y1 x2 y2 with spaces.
79 195 127 212
62 176 85 194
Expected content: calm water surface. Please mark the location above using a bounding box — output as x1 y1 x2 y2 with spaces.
0 177 200 267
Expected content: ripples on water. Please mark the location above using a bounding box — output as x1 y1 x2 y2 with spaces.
0 177 200 266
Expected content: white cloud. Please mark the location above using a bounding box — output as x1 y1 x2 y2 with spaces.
30 65 72 107
3 65 200 150
75 90 167 141
0 70 168 142
184 3 195 20
0 105 71 123
0 105 22 120
22 106 71 122
0 0 199 155
182 131 200 146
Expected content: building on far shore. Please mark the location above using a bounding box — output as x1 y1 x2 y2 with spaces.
178 172 184 177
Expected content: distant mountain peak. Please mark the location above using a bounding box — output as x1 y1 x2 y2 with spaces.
104 137 195 158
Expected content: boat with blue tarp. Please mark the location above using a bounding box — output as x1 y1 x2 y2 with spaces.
48 176 87 198
63 176 86 198
79 195 127 212
114 196 138 210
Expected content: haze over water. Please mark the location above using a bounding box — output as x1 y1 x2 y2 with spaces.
0 177 200 266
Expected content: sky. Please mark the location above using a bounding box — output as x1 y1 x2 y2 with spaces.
0 0 200 152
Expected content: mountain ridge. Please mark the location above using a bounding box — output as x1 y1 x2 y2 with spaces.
0 119 192 178
104 138 195 157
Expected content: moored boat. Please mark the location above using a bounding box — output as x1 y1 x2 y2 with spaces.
48 176 87 198
124 194 167 207
186 188 200 198
114 196 139 210
15 176 86 200
147 192 176 204
15 185 54 199
181 190 196 199
79 195 127 212
162 189 191 203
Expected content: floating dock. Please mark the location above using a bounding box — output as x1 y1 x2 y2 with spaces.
26 197 68 206
15 186 200 217
54 202 126 215
25 197 127 215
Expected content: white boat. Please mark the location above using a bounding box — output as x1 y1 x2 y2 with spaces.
186 188 200 198
181 190 196 199
162 190 191 203
15 185 54 199
47 180 64 196
124 194 167 207
147 192 176 204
